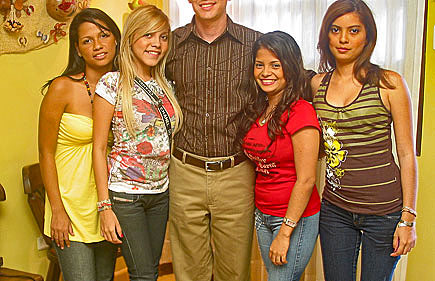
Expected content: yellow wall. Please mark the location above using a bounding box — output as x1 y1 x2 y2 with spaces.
407 1 435 280
0 0 161 278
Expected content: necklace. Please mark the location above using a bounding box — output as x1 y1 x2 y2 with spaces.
259 106 276 126
82 73 93 104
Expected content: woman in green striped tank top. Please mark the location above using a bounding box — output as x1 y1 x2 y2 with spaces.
310 1 418 280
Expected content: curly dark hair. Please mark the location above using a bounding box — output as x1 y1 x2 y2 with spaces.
234 31 313 151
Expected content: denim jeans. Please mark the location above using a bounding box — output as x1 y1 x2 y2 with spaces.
54 240 117 281
110 189 168 281
255 208 319 281
319 200 401 281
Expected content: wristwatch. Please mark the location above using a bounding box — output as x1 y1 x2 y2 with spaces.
397 219 415 227
283 217 297 228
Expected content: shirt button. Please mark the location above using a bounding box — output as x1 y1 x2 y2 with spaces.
205 112 210 118
207 66 212 71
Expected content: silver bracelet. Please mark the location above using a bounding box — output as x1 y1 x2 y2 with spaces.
397 219 415 228
283 217 298 228
401 206 417 217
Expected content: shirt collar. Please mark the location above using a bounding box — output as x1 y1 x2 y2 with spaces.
174 16 243 46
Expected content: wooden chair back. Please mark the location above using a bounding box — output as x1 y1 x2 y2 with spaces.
22 163 51 245
22 163 61 281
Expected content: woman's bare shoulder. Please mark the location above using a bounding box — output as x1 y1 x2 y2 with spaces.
382 70 405 89
311 73 327 92
43 75 82 107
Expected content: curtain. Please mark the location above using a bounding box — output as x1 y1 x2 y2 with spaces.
167 1 425 280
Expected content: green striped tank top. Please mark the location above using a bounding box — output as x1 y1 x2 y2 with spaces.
313 72 402 215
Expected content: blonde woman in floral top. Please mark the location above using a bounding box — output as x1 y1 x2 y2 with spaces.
92 5 182 281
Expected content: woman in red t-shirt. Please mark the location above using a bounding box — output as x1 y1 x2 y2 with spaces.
236 31 321 281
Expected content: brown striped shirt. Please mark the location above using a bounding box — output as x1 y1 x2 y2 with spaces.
313 72 402 215
166 17 262 157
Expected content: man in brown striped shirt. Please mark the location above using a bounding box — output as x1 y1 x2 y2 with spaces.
166 1 261 280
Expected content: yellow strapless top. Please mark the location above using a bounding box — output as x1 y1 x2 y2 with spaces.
44 113 103 243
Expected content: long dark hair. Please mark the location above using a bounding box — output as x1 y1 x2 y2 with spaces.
318 0 394 88
41 8 121 93
235 31 312 150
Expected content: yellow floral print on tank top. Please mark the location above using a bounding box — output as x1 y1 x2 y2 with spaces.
321 120 348 191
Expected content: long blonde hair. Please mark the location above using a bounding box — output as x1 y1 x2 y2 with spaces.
117 5 183 138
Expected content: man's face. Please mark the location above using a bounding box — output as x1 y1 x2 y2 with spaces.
188 0 229 22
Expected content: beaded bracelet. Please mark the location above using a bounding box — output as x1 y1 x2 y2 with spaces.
98 204 112 212
97 198 111 207
401 206 417 217
97 199 112 212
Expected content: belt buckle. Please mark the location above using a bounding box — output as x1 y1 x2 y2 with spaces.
205 160 221 172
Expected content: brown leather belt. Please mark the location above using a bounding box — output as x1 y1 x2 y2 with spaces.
172 148 247 171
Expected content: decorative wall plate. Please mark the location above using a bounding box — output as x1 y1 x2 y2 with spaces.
0 0 91 55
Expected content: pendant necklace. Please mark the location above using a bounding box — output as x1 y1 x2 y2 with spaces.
82 73 94 104
259 106 276 126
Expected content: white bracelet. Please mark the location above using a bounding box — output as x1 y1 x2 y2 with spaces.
283 217 298 228
397 219 415 228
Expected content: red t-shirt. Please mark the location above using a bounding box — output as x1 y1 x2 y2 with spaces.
242 99 321 218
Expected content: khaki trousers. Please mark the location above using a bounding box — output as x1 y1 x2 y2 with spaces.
169 152 255 281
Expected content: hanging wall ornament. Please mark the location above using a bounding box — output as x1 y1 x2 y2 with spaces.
0 0 91 55
3 1 24 32
49 22 65 42
46 0 76 22
128 0 147 10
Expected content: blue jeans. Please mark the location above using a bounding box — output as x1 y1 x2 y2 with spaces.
319 200 401 281
255 209 319 281
54 240 117 281
110 189 169 281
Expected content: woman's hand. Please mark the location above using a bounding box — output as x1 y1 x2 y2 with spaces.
391 225 416 256
51 209 74 249
391 212 417 256
269 226 292 265
99 208 123 244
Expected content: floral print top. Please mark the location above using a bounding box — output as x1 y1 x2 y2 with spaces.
96 71 175 194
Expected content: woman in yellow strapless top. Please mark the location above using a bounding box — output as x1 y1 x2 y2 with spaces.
38 8 121 281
